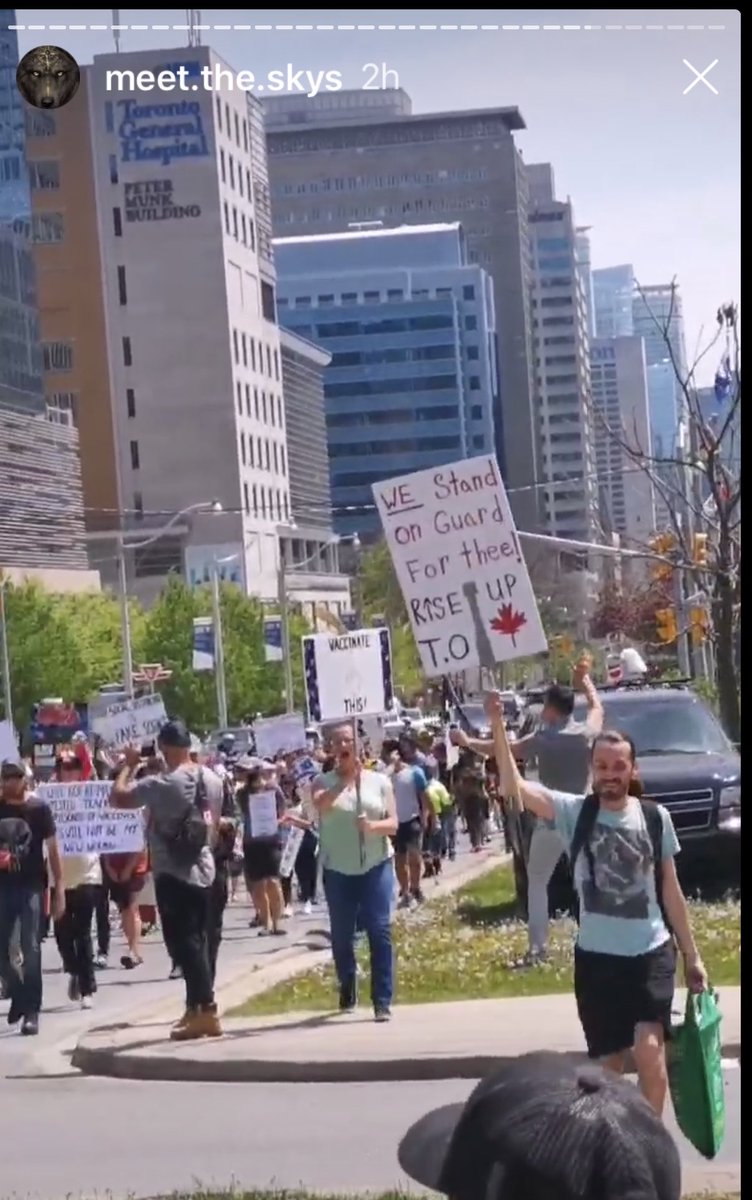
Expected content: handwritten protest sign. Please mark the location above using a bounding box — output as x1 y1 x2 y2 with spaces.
372 455 546 676
302 628 393 723
280 826 305 878
91 694 167 750
37 781 145 856
246 790 279 839
253 713 307 759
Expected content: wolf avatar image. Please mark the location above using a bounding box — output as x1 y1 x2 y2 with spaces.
16 46 80 110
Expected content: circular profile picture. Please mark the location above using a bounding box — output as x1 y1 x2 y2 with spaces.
16 45 81 110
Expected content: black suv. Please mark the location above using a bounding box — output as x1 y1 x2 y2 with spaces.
506 681 741 914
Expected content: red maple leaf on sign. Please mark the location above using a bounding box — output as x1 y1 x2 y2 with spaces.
490 603 527 648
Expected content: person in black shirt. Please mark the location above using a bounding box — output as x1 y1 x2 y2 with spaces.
0 759 65 1035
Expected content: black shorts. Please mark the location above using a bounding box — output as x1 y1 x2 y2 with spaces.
243 840 282 884
574 939 676 1060
394 817 422 855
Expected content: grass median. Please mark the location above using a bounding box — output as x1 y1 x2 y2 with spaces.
231 864 740 1018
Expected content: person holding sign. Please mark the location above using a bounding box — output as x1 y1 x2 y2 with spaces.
52 751 102 1008
237 761 286 937
485 693 708 1117
311 723 398 1022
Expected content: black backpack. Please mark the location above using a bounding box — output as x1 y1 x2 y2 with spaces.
0 816 33 873
166 769 210 868
569 795 673 934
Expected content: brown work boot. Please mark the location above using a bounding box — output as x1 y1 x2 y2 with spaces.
173 1007 195 1030
169 1005 223 1041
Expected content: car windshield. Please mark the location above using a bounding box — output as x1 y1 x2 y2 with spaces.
461 704 493 728
580 695 732 756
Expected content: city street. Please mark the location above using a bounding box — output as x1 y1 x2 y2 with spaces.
0 871 741 1199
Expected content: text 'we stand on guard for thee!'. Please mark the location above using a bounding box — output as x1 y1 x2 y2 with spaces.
373 455 548 676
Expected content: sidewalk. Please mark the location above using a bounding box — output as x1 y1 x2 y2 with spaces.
72 986 741 1083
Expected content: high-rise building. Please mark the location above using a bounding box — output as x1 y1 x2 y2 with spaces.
278 327 351 620
263 90 541 532
0 16 91 582
632 284 689 378
593 264 634 338
274 223 498 539
527 164 600 543
575 227 595 339
590 336 656 554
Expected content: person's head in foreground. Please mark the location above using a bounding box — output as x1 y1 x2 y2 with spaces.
156 719 192 768
591 730 643 807
398 1052 680 1200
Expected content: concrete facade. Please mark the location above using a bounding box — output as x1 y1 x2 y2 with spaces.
263 92 541 532
590 336 656 555
86 47 290 602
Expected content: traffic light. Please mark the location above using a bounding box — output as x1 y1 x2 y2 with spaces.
649 534 676 583
655 607 678 644
693 533 709 567
689 607 709 647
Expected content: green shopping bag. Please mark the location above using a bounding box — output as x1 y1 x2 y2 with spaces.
668 989 726 1159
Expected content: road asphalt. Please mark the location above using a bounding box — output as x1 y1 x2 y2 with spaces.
0 838 741 1198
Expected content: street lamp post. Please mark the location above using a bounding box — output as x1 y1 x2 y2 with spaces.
277 531 360 715
0 582 13 728
116 500 222 699
210 557 230 729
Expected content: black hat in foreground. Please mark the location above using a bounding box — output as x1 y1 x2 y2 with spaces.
397 1052 681 1200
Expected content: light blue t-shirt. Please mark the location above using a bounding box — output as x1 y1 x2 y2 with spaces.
392 764 427 824
549 791 680 957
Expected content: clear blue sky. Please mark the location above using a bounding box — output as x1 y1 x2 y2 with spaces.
15 8 740 383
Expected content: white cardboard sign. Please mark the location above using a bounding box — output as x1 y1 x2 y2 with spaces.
246 790 279 839
37 781 145 856
253 713 307 759
302 628 393 723
92 694 167 750
372 455 547 676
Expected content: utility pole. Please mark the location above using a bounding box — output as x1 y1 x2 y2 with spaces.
117 547 135 700
277 561 294 715
210 563 228 728
0 584 13 728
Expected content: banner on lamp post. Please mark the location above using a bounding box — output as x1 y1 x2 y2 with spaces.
192 617 215 672
264 617 283 663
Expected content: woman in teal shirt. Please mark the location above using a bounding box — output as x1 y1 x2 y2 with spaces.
311 723 398 1021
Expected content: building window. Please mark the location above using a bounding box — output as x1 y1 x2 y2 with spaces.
387 288 404 301
250 340 256 372
472 435 485 449
229 156 235 189
261 391 267 423
248 437 255 467
117 265 128 305
469 376 481 391
122 336 132 366
465 315 477 331
244 482 250 513
273 442 279 472
245 383 251 416
223 202 230 234
25 110 56 137
241 333 248 367
104 102 114 133
240 432 247 465
234 111 241 146
261 280 276 321
32 212 64 244
232 207 238 239
42 340 73 372
280 445 286 475
126 388 136 418
130 440 140 469
215 96 222 129
463 284 475 301
109 154 118 184
470 404 483 420
467 345 479 360
242 118 248 151
48 391 78 424
113 207 122 236
220 148 226 183
232 329 239 363
28 160 60 190
133 490 144 517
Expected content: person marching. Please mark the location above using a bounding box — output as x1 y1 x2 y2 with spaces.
52 750 101 1009
486 692 707 1116
312 723 398 1021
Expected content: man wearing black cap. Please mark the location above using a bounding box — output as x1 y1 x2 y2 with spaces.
398 1051 681 1200
0 759 65 1035
110 721 225 1041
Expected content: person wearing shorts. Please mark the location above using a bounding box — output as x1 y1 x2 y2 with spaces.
102 851 148 970
390 735 428 910
238 763 286 937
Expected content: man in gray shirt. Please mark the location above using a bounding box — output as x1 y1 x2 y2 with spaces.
453 658 603 962
111 720 225 1040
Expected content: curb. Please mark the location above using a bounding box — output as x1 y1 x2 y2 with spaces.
70 1035 742 1085
72 849 509 1078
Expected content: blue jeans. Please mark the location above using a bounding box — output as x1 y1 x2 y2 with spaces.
324 858 394 1010
0 886 43 1017
440 807 457 857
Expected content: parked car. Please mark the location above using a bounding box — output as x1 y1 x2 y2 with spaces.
505 681 741 915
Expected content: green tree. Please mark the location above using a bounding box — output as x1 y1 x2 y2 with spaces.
359 540 424 695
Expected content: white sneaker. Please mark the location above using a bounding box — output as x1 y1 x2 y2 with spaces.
302 901 312 916
283 904 293 919
80 996 93 1010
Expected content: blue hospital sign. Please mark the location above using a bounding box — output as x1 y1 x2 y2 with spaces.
116 98 210 166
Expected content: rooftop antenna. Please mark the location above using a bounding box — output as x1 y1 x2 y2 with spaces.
112 9 121 53
187 9 202 47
